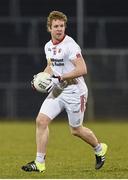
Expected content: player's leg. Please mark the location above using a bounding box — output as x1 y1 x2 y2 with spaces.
65 94 107 169
21 113 50 173
67 100 99 147
36 113 50 161
70 125 99 146
70 126 107 169
21 95 64 172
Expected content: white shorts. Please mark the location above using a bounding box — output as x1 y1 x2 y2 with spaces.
39 91 88 127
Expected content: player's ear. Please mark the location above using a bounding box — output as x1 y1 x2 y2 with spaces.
48 26 51 32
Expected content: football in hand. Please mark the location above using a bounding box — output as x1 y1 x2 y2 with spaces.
33 72 51 93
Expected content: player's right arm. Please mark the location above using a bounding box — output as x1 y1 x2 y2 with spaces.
44 43 53 75
43 63 53 75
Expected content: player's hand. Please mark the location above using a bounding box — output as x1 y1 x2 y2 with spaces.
51 75 62 84
45 75 63 93
46 75 68 93
46 75 61 93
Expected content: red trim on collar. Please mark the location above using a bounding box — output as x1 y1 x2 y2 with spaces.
52 35 66 45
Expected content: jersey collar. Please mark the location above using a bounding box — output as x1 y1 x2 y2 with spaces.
51 34 66 45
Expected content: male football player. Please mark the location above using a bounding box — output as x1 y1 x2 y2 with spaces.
21 11 107 173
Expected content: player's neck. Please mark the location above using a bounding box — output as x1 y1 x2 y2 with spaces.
52 34 66 45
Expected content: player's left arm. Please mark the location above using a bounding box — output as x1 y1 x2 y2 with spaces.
61 56 87 81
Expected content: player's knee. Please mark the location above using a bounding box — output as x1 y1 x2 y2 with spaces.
36 113 50 129
70 126 81 136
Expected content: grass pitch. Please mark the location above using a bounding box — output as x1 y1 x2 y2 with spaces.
0 119 128 179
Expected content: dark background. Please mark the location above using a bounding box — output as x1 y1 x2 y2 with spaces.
1 0 128 17
0 0 128 120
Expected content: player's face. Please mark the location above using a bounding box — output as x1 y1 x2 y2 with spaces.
49 19 66 43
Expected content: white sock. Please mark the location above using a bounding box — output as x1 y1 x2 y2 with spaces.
94 143 102 153
36 152 46 163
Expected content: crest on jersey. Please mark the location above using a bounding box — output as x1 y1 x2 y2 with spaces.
48 48 51 51
58 48 62 53
52 47 57 55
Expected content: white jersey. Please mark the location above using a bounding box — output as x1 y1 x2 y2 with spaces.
44 35 88 96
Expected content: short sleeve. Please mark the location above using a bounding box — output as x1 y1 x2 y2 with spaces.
44 43 51 64
44 44 48 59
68 41 82 61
